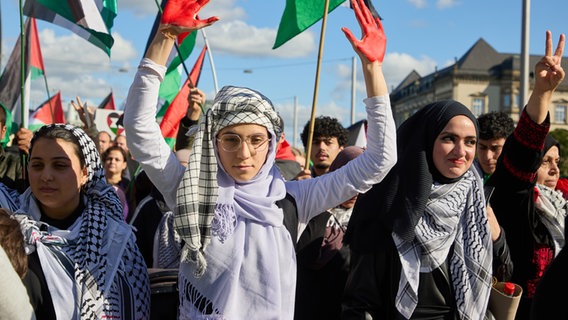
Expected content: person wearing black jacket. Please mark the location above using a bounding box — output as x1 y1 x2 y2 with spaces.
487 31 565 319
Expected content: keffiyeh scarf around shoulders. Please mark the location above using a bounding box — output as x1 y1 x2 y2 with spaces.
535 184 567 255
175 86 298 319
15 124 149 319
393 169 492 319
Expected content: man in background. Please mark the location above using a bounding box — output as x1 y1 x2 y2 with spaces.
475 111 515 182
97 130 113 155
299 116 348 178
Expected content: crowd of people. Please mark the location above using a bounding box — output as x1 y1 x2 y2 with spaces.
0 0 565 319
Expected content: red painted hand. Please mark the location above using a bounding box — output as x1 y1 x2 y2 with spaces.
161 0 219 31
342 0 386 63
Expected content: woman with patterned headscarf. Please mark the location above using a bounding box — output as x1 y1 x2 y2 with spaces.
487 31 566 318
123 0 396 319
343 30 565 320
15 124 150 319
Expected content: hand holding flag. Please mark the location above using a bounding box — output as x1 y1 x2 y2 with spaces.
188 86 206 115
160 0 219 37
342 0 386 63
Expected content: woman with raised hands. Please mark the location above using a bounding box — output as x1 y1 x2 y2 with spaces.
123 0 396 318
342 30 565 320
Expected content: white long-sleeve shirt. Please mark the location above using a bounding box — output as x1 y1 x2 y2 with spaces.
123 58 397 239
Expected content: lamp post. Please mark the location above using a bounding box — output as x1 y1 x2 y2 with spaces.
520 0 530 107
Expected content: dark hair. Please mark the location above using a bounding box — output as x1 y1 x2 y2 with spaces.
30 125 86 169
0 106 6 128
0 209 27 278
102 145 128 164
300 116 348 148
477 112 514 140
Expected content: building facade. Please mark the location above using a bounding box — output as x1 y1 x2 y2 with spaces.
390 38 568 130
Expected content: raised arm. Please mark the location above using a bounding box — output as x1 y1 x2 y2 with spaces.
145 0 219 65
525 31 565 124
341 0 387 98
123 0 218 210
289 0 396 226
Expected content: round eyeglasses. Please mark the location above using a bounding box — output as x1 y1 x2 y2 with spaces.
217 133 269 153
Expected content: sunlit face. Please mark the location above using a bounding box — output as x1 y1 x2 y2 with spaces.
432 115 477 179
104 150 127 176
115 135 128 153
28 138 88 220
537 146 560 189
98 132 112 154
310 137 343 176
216 124 270 182
477 137 506 175
295 154 306 170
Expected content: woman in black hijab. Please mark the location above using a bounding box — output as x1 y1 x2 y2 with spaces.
342 99 492 319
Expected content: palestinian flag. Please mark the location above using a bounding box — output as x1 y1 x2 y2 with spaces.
23 0 117 55
143 0 198 121
273 0 345 49
98 92 116 110
159 45 207 148
29 91 65 131
0 17 45 129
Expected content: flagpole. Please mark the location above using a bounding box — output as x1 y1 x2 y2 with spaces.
19 0 26 128
42 76 55 123
351 56 356 125
18 0 27 181
200 28 219 94
303 0 330 171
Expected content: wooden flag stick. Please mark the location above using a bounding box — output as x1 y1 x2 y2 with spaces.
18 0 27 181
304 0 331 171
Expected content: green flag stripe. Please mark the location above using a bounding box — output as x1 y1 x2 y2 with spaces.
25 0 115 55
273 0 345 49
167 32 197 73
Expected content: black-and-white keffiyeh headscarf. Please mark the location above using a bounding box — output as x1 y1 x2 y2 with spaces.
175 85 284 277
15 124 149 319
535 184 566 255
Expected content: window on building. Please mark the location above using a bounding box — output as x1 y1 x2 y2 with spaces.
515 94 521 108
472 98 485 117
555 105 567 124
503 94 511 108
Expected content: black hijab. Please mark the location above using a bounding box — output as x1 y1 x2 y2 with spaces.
544 134 560 156
345 100 478 251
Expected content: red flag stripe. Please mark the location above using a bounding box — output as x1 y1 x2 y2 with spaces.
98 92 116 110
31 92 65 124
159 46 208 140
189 44 207 86
29 18 45 72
